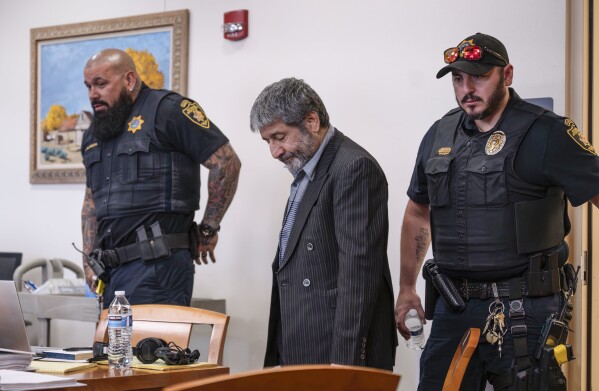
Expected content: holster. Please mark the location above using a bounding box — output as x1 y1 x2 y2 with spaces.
423 259 465 313
422 261 439 320
526 249 562 297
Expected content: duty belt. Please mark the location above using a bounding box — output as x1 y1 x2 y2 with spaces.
454 279 528 300
98 232 191 268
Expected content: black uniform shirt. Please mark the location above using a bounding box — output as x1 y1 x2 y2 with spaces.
408 89 599 208
97 87 229 250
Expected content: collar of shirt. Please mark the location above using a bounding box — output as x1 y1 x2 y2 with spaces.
296 125 335 182
462 88 521 136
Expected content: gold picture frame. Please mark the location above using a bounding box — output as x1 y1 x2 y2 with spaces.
30 10 189 184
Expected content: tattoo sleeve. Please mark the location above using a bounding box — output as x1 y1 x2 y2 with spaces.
81 187 97 276
200 143 241 227
415 227 430 263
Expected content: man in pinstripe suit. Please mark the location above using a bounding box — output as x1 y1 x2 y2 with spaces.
250 78 397 370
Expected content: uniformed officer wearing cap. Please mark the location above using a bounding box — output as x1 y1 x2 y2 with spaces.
394 33 599 390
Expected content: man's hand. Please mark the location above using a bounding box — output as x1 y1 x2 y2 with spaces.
83 261 97 292
395 290 425 340
196 233 218 265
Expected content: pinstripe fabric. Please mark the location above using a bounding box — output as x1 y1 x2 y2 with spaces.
265 129 398 370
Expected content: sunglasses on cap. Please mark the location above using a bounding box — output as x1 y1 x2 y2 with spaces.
443 45 508 65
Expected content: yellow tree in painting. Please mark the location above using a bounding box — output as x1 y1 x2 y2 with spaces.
44 104 67 133
126 48 165 89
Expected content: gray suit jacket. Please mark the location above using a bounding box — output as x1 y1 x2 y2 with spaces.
264 130 398 370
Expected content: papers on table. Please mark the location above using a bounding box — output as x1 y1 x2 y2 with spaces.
0 369 84 390
0 353 32 371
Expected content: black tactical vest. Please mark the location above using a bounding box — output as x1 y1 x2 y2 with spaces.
82 88 200 221
426 100 566 278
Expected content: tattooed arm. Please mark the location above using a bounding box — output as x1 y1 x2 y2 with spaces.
395 199 431 339
81 187 98 289
197 142 241 264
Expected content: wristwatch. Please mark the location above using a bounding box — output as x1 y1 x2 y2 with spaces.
199 223 220 238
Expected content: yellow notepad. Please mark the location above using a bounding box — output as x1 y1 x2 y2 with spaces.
97 358 216 371
132 360 217 371
31 360 97 373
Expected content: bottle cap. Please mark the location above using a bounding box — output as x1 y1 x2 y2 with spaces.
408 309 417 316
115 290 125 296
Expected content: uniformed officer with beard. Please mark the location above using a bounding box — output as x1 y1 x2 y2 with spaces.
81 48 241 308
395 33 599 390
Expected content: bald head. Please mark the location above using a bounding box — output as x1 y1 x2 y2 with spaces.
85 48 136 72
84 48 141 101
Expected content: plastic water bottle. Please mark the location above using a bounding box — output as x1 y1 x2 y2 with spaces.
108 291 133 369
405 309 426 350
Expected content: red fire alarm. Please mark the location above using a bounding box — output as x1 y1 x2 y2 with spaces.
223 10 249 41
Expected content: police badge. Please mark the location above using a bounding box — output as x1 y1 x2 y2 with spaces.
485 131 506 155
128 115 144 134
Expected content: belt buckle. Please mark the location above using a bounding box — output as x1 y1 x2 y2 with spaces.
461 278 469 300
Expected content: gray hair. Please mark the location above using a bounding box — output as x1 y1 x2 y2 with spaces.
250 77 330 132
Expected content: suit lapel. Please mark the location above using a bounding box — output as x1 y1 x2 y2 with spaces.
279 130 345 269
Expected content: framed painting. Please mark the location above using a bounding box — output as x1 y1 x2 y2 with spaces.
30 9 189 184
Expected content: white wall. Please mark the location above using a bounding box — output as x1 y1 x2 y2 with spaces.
0 1 566 389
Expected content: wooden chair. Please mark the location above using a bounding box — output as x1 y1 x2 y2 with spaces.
94 304 229 366
162 364 400 391
442 328 481 391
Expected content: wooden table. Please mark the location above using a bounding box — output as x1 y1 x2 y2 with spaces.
44 365 229 391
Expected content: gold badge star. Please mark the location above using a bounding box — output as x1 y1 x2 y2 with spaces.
128 116 144 134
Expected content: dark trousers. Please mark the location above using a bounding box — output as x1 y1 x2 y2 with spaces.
418 293 564 390
102 249 195 308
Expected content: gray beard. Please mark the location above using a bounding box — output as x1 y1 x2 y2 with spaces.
282 132 318 176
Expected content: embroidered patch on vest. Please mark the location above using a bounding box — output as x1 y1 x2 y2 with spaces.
438 147 452 155
485 131 506 155
181 99 210 128
128 116 144 134
565 118 596 155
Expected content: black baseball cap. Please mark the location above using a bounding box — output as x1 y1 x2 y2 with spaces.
436 33 509 79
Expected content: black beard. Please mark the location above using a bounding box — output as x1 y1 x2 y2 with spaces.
463 72 506 121
91 90 134 141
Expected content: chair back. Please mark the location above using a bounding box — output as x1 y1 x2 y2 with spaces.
94 304 229 365
442 327 481 391
13 258 84 290
0 252 22 281
162 364 400 391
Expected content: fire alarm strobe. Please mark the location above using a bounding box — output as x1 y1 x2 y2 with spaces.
223 10 249 41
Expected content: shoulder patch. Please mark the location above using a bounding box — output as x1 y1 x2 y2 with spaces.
565 118 596 155
181 99 210 128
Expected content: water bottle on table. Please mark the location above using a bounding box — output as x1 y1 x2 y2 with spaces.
405 308 426 350
108 290 133 369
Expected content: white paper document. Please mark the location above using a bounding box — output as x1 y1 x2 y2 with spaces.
0 369 84 390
